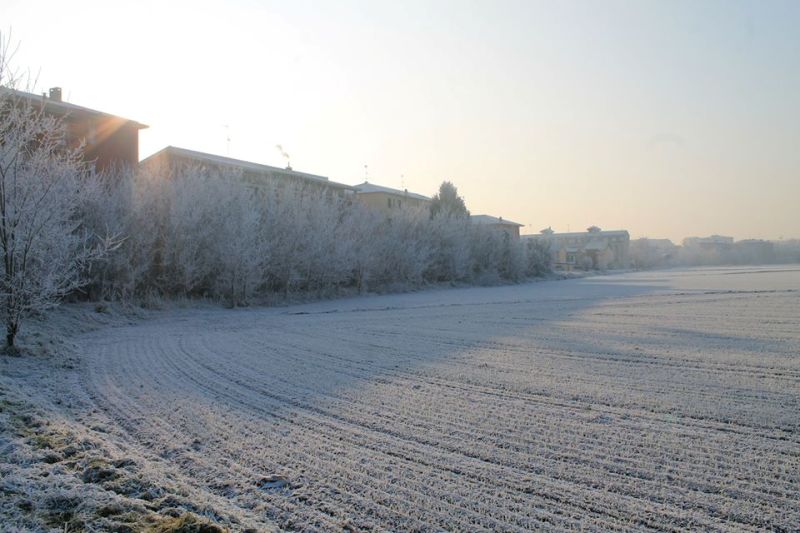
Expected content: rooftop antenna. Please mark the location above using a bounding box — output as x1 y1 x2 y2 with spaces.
364 164 369 183
223 125 231 155
400 173 405 190
276 144 291 170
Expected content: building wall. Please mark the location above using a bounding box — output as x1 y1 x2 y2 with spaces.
75 118 140 171
4 93 142 172
143 150 353 199
482 223 520 239
502 224 521 239
529 230 630 270
356 191 431 218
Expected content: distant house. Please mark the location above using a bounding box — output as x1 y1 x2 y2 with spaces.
525 226 630 271
141 146 355 197
683 235 734 251
353 182 431 217
680 236 779 265
630 238 678 269
681 235 735 264
470 215 523 239
1 86 147 171
644 238 678 253
734 239 775 264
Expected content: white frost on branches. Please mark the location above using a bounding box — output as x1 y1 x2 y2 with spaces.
0 89 114 348
0 33 550 349
82 169 549 306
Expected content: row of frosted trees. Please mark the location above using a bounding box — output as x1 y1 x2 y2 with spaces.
1 52 549 348
1 98 551 350
84 168 551 306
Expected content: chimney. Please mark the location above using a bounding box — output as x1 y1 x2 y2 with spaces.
49 87 62 102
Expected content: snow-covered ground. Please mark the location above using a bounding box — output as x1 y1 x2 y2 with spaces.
2 266 799 531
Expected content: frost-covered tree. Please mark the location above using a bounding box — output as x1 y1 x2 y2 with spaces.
468 225 504 282
81 165 550 304
0 79 114 349
523 237 552 277
429 181 469 219
427 215 470 282
339 203 383 293
211 174 269 306
82 167 156 300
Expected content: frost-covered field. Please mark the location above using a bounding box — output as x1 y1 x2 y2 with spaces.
3 266 800 531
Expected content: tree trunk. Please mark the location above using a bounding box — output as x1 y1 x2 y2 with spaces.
5 319 17 349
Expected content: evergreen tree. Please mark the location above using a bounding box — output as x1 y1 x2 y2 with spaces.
429 181 469 219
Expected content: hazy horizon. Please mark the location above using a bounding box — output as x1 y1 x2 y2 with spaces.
4 0 799 242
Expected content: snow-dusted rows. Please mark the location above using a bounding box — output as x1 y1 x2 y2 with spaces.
75 267 800 530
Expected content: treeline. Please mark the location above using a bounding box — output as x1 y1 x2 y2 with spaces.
83 169 552 306
1 75 550 350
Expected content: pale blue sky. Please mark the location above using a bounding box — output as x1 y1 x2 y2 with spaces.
4 0 799 240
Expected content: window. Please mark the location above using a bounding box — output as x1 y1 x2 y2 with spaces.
566 253 576 264
387 198 392 208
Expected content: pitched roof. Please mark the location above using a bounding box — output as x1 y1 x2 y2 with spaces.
524 229 629 239
142 146 355 191
471 214 523 227
0 87 148 129
353 182 431 201
633 238 676 246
